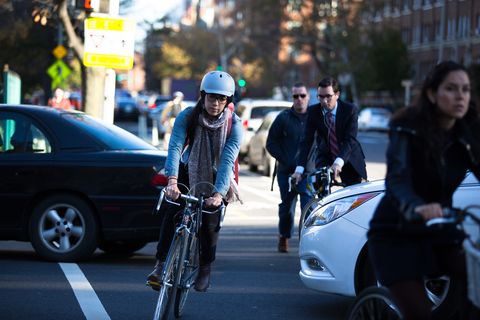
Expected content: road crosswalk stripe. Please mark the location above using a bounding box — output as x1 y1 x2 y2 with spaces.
59 263 111 320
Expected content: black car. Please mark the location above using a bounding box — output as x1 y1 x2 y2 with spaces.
0 105 168 261
114 96 140 120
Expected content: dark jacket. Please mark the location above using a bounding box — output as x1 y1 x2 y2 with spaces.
266 107 308 173
368 108 480 239
297 100 367 179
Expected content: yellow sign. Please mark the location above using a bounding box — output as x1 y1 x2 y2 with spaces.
83 53 134 70
83 16 135 70
52 45 67 59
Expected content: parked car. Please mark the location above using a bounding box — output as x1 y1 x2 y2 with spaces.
114 96 140 120
299 172 479 307
235 99 291 160
247 111 280 176
0 104 168 262
358 107 392 132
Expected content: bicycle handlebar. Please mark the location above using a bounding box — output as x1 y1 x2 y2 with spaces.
425 206 480 227
154 188 225 215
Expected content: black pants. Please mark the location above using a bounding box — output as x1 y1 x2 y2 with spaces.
155 164 221 265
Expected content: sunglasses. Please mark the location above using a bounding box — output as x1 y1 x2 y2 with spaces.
206 93 228 103
317 93 336 101
292 94 307 99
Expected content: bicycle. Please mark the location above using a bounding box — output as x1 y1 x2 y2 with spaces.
346 205 480 320
151 183 225 320
296 167 344 238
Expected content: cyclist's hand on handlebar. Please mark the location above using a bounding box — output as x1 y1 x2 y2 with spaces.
165 183 181 200
414 203 443 221
330 163 341 181
292 172 302 185
205 192 223 208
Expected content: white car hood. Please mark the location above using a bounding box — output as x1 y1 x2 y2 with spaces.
320 179 385 205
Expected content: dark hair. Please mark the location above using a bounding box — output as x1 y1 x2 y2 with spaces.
397 60 479 159
185 93 233 143
293 82 306 88
417 60 478 126
318 77 339 92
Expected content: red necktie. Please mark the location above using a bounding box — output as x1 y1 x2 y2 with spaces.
327 112 339 159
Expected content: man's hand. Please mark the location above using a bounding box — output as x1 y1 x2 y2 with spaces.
205 192 223 207
292 172 303 185
414 203 443 221
330 163 342 181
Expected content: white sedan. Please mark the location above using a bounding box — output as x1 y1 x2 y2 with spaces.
299 173 480 300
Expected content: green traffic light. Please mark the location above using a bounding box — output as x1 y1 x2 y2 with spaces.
238 79 246 87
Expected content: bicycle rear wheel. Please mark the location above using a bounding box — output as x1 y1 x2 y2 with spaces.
153 233 184 320
298 197 321 239
347 286 402 320
174 233 199 318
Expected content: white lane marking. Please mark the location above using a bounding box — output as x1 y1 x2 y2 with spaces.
59 263 111 320
239 184 280 203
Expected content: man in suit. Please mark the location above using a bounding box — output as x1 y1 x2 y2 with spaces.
292 77 367 186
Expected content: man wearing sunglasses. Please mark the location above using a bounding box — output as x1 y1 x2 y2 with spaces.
293 76 367 187
266 83 313 252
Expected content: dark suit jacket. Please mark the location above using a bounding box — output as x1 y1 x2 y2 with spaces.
297 100 367 181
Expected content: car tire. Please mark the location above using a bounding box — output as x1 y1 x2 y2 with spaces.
29 194 98 262
98 240 147 256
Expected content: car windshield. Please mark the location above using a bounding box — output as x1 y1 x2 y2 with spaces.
62 113 156 150
251 106 288 119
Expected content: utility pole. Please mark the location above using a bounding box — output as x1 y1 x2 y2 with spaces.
102 0 120 124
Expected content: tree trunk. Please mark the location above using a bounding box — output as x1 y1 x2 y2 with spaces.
58 0 105 118
84 67 106 118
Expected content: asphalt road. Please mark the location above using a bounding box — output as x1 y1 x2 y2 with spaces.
0 120 388 320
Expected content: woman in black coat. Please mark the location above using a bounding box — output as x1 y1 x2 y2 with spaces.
368 61 480 319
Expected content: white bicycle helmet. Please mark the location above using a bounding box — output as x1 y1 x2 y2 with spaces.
200 71 235 97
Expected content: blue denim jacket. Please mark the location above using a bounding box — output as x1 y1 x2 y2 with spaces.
165 106 242 196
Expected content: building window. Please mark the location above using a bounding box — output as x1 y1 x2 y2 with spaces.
476 14 480 35
412 25 421 44
447 18 456 40
402 28 410 43
413 0 421 10
422 24 431 43
434 21 442 40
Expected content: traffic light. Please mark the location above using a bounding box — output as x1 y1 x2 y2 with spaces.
238 79 246 88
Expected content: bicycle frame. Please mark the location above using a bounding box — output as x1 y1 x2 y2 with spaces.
153 188 225 320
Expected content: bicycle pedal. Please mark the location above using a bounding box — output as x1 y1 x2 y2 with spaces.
146 280 160 291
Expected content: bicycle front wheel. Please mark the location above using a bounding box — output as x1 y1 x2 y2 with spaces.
153 233 184 320
346 286 402 320
298 197 320 239
174 232 199 318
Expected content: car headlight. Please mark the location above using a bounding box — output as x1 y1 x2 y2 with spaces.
304 192 381 228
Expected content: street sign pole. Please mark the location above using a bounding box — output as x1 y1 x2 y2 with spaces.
104 0 118 124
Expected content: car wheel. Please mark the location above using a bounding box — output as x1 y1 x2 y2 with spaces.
29 194 98 262
98 240 147 256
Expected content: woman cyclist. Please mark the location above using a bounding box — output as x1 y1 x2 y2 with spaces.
147 70 242 292
368 61 480 319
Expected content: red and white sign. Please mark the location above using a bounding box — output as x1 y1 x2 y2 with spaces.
83 16 135 69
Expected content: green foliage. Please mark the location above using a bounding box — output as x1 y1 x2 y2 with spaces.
358 28 412 94
149 27 219 81
0 1 57 100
